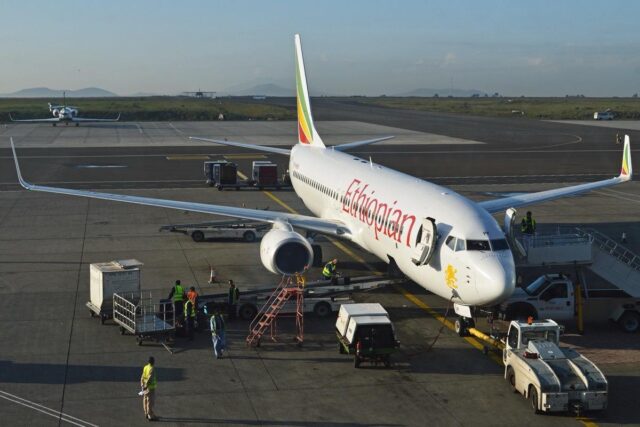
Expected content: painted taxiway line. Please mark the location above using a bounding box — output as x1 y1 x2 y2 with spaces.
0 390 98 427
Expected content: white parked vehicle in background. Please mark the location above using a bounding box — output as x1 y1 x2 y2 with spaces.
594 110 614 120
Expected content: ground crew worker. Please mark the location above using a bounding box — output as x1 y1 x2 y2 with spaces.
168 280 185 319
184 299 196 340
617 133 622 144
210 311 226 359
140 356 157 421
187 286 198 306
322 259 338 280
520 211 536 235
227 280 239 319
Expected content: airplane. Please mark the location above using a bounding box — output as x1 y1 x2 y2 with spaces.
10 35 633 326
9 92 120 127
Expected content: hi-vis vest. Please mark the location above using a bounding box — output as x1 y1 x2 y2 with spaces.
521 217 536 234
184 300 196 318
322 262 335 278
142 363 157 390
173 284 184 302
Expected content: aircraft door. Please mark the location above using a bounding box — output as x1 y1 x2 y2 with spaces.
411 217 437 266
504 208 517 238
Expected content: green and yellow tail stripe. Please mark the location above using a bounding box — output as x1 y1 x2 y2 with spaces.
621 136 632 178
294 34 324 147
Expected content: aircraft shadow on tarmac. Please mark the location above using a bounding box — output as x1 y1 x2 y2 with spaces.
152 417 400 427
0 361 184 384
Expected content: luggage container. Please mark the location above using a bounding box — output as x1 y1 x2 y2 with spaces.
86 259 142 324
252 160 278 187
204 160 237 187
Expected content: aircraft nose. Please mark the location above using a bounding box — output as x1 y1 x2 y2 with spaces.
475 255 515 306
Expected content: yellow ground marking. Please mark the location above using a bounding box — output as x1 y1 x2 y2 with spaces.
251 182 597 426
165 155 210 160
224 154 267 160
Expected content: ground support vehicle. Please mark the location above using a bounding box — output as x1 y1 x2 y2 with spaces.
503 319 607 414
498 274 640 333
198 275 400 322
86 259 142 324
113 292 175 353
160 220 270 242
204 160 238 187
335 303 400 368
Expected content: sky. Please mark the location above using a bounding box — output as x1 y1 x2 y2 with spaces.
1 0 639 97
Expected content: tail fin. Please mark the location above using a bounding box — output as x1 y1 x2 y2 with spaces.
295 34 324 147
620 135 632 180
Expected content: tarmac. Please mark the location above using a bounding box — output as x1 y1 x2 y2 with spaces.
0 107 639 426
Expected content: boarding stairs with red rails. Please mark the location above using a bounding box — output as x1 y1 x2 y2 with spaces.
246 274 305 347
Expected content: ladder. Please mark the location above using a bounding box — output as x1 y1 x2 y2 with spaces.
246 274 305 347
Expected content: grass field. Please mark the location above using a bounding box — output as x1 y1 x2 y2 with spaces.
354 96 640 120
1 96 639 121
0 96 295 122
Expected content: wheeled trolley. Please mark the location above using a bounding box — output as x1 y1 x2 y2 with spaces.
113 292 175 353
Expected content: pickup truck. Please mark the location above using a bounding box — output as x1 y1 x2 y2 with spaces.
503 319 608 414
498 274 640 333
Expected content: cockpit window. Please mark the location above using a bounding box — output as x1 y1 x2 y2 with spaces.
466 240 490 251
490 239 510 251
445 236 456 250
455 238 465 252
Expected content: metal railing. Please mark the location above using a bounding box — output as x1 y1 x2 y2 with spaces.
576 227 640 271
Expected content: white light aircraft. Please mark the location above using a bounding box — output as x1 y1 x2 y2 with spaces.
10 35 633 321
9 92 120 127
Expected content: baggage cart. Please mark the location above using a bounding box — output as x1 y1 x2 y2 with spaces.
113 291 175 353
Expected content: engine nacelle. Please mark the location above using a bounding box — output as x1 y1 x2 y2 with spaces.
52 109 59 117
260 223 313 275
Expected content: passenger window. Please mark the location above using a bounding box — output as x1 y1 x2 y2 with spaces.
455 239 465 252
445 236 456 250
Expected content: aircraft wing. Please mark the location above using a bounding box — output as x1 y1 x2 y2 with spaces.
72 114 121 122
9 114 59 123
189 137 292 155
10 138 351 238
332 136 394 151
478 137 632 214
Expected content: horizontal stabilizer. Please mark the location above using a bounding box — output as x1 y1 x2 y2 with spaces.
333 136 394 151
189 137 291 155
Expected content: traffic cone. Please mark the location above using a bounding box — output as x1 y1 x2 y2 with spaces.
621 232 627 244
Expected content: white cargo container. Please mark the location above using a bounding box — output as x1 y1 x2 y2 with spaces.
87 259 143 323
335 303 389 337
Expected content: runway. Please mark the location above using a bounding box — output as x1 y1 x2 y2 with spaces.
1 113 639 426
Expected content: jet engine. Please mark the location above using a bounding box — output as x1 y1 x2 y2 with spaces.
260 222 313 275
52 109 59 117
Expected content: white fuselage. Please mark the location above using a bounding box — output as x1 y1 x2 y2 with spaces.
289 144 515 307
51 106 77 121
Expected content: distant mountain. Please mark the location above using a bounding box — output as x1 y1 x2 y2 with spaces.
225 83 295 97
1 87 119 98
395 88 486 97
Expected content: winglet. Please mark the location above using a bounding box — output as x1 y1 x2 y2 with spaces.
294 34 324 148
620 135 632 181
10 138 32 190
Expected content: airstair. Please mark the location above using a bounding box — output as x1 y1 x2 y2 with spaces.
246 274 305 347
576 228 640 298
508 222 640 298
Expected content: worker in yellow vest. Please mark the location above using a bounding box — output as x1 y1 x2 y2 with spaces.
168 280 185 320
322 259 338 280
140 356 157 421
